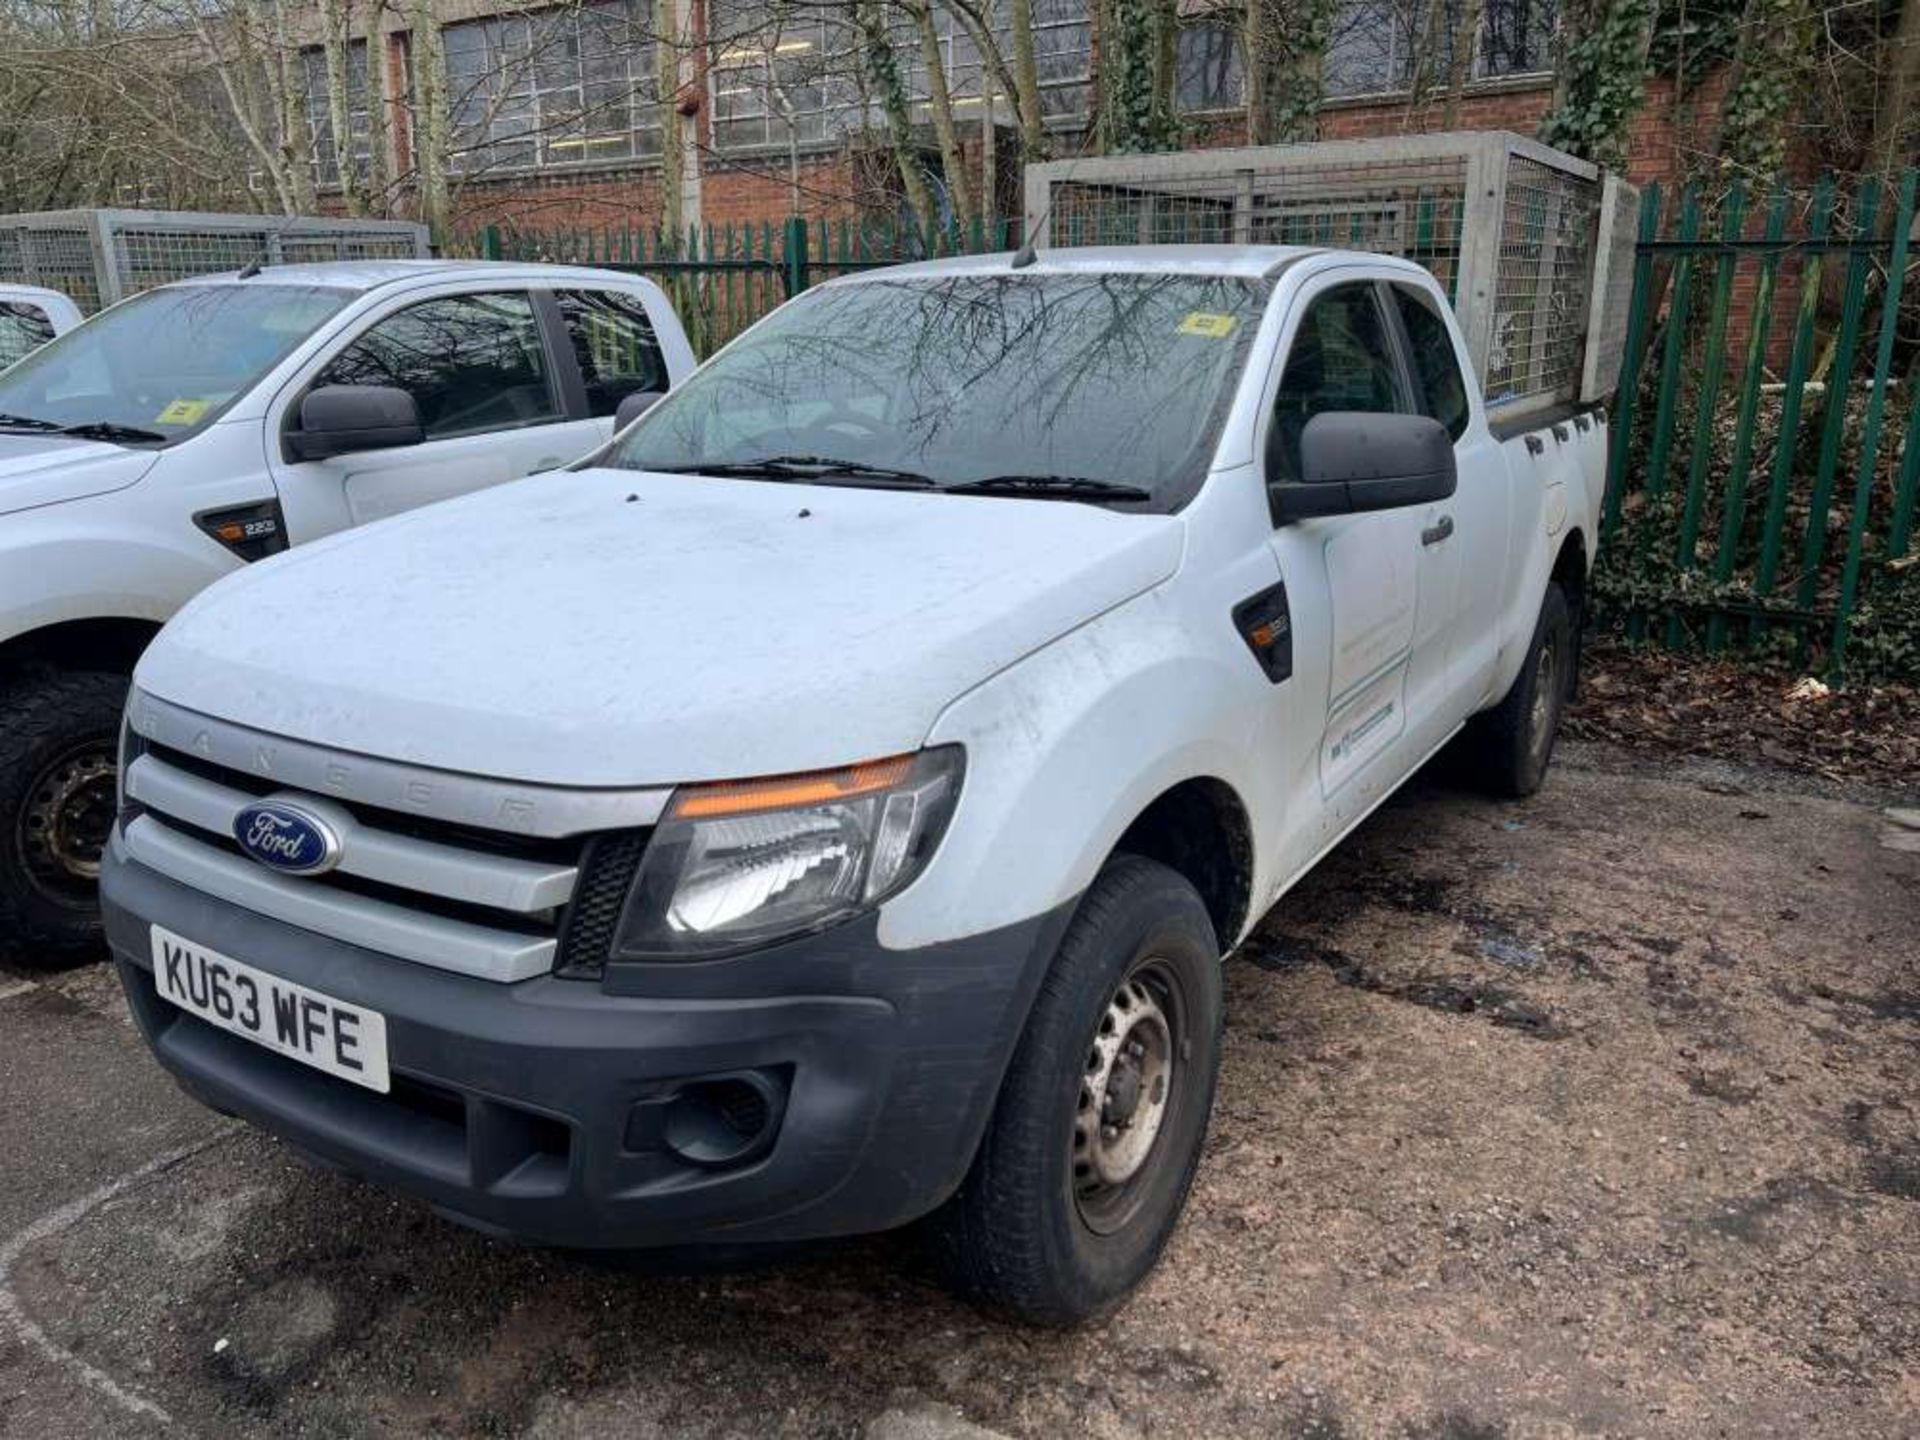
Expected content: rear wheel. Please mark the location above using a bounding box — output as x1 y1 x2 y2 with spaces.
1461 582 1572 798
927 854 1223 1326
0 670 129 962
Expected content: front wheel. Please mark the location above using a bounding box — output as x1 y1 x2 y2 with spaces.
0 670 130 962
927 854 1224 1326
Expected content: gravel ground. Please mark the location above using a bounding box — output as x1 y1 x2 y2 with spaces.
0 741 1914 1439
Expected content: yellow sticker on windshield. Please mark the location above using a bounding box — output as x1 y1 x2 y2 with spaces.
156 399 210 425
1178 312 1237 338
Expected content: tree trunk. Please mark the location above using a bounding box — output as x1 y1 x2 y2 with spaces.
1245 0 1329 145
1871 0 1918 183
654 0 684 245
195 9 297 213
320 0 364 213
1009 0 1048 160
266 0 317 213
856 0 937 240
1443 0 1484 128
364 3 395 215
408 0 450 241
913 0 973 228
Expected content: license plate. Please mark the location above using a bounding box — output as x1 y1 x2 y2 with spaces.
150 925 390 1093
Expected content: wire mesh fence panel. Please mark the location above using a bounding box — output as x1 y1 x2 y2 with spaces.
1041 153 1469 299
0 210 429 312
1485 156 1599 410
0 221 103 311
112 226 272 293
1024 134 1610 420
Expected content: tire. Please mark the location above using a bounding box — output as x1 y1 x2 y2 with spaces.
0 669 130 963
927 854 1224 1326
1461 582 1573 799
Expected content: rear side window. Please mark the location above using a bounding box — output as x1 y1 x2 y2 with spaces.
1268 282 1408 484
556 290 668 418
0 302 55 368
314 292 557 440
1393 285 1470 440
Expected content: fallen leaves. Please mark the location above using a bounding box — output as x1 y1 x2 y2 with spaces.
1566 639 1920 791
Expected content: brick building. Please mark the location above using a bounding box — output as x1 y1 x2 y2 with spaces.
309 1 1735 243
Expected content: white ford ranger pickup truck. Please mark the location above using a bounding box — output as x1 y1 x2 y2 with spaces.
102 246 1605 1324
0 261 694 958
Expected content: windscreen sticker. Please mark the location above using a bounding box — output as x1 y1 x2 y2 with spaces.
156 399 211 425
1178 312 1237 338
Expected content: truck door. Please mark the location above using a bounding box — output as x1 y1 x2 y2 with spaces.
267 289 594 540
1262 278 1457 836
1386 281 1496 715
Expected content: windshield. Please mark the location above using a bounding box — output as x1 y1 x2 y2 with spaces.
611 271 1268 510
0 284 352 445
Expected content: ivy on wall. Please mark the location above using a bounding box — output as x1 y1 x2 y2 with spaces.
1538 0 1656 170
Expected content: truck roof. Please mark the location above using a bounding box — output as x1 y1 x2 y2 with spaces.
844 245 1340 283
167 259 655 293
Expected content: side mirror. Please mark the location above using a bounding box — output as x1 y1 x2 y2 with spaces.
285 385 424 462
614 389 667 431
1269 412 1457 524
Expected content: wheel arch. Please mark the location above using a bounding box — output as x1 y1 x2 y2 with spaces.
1551 527 1588 626
0 616 162 685
1110 777 1255 954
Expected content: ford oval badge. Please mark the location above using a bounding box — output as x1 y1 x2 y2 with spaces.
233 800 343 876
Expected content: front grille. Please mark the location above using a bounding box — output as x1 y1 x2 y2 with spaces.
121 732 650 983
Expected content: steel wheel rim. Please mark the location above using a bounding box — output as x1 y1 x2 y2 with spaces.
1073 957 1186 1236
1528 631 1560 767
18 741 118 906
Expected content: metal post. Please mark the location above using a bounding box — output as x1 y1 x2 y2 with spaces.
87 210 122 307
1454 135 1505 397
783 214 809 297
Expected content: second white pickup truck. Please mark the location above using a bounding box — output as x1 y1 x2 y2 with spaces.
0 261 694 958
104 245 1605 1324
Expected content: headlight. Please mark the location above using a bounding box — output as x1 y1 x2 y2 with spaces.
613 747 963 960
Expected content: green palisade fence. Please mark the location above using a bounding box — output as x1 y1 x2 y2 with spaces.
466 213 1019 359
463 172 1918 683
1602 170 1919 682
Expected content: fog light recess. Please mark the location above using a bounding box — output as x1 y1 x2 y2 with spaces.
660 1073 782 1168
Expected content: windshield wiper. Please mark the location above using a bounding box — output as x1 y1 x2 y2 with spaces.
0 412 61 432
945 474 1153 503
55 421 168 444
659 455 937 488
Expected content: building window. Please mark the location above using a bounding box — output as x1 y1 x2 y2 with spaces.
1177 19 1245 113
443 0 659 176
707 0 1094 156
302 42 373 189
1325 0 1557 100
707 2 868 152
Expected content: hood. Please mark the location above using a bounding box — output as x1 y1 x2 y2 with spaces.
138 467 1185 787
0 433 162 518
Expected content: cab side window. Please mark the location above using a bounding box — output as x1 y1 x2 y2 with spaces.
1392 284 1470 440
1268 283 1407 485
314 292 557 440
556 290 668 418
0 302 55 369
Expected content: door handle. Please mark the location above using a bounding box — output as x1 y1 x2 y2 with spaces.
1421 515 1454 547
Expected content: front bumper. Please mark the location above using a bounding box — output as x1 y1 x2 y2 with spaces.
103 843 1070 1249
